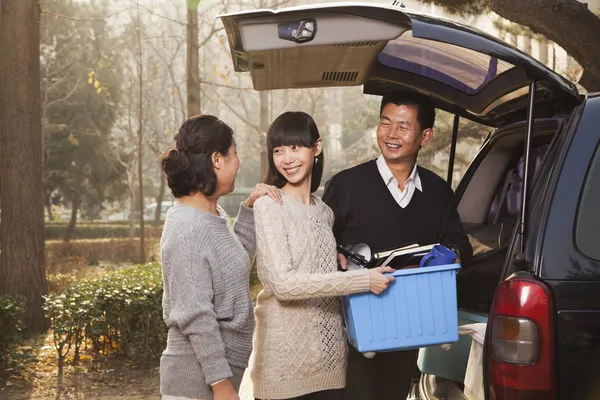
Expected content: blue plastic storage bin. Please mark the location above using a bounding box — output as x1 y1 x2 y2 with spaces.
342 264 461 352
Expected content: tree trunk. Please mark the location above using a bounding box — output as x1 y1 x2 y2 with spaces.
45 193 54 221
187 0 201 117
259 91 270 179
136 2 145 263
154 174 166 226
63 185 81 242
0 0 48 333
128 191 136 238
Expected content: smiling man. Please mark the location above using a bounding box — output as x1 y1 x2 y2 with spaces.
323 90 472 400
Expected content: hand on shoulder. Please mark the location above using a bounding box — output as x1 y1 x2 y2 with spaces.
253 191 285 214
244 183 282 208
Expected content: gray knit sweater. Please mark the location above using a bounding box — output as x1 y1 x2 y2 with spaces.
160 202 255 399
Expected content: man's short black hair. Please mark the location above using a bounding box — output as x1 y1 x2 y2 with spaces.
380 91 436 131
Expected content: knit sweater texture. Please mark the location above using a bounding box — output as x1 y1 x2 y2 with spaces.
160 202 255 399
251 192 371 399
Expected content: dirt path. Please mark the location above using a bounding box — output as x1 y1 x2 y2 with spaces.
1 332 255 400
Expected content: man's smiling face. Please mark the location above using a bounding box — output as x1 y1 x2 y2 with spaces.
376 103 432 164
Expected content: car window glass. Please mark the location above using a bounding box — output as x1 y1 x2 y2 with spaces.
378 30 515 95
575 143 600 260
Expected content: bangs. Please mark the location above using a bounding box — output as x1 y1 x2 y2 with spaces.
267 113 316 150
264 111 324 193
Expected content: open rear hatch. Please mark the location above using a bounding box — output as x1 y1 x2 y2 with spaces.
218 2 580 127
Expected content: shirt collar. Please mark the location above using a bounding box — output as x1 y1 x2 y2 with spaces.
376 155 423 192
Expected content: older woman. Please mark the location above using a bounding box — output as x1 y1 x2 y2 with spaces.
159 114 280 400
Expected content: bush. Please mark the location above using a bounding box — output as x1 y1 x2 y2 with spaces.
43 263 166 372
45 223 163 240
0 295 25 375
46 238 159 267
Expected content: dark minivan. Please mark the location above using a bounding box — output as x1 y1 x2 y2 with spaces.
218 3 600 399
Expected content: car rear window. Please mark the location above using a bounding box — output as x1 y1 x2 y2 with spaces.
575 144 600 261
378 30 515 95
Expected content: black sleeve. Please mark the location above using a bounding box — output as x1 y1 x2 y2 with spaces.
322 174 348 242
439 188 473 268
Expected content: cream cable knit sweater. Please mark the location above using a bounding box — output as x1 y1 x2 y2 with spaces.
251 193 371 399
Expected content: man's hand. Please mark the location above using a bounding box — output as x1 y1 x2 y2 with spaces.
337 253 348 270
212 379 239 400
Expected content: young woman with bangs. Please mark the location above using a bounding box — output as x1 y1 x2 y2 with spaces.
250 111 395 400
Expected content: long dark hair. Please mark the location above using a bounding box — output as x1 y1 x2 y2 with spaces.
264 111 323 193
159 114 234 198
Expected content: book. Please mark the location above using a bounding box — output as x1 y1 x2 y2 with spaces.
376 243 439 269
373 243 419 261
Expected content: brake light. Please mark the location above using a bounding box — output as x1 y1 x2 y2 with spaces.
488 278 555 400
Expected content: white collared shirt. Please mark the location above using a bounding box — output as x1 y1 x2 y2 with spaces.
376 155 422 208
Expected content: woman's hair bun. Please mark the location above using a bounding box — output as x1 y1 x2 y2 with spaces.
161 147 189 176
159 114 234 198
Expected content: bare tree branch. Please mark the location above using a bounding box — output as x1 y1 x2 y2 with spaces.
136 3 186 26
41 8 130 21
269 0 295 9
198 22 224 48
205 86 259 131
200 79 253 91
147 39 186 121
45 77 82 109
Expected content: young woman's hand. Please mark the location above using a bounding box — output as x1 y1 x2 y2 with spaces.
244 183 282 208
368 266 396 295
212 379 240 400
337 253 348 270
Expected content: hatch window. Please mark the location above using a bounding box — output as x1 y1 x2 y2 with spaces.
378 30 515 95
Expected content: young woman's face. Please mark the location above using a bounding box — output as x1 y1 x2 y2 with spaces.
214 141 240 195
272 143 318 187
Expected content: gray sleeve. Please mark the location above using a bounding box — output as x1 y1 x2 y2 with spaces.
233 202 256 258
166 226 233 384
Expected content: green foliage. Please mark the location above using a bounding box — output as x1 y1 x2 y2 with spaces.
45 223 163 240
0 296 25 375
43 263 166 371
41 0 127 217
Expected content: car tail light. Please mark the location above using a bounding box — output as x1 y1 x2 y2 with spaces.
488 277 555 400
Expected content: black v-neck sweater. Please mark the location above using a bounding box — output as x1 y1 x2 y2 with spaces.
322 160 473 266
